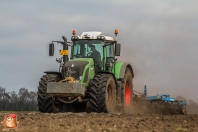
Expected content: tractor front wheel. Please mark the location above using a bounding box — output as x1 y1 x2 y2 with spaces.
90 74 116 113
37 74 62 113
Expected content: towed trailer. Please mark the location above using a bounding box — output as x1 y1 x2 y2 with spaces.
133 85 187 114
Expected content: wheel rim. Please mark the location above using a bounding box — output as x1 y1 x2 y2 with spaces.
125 81 130 106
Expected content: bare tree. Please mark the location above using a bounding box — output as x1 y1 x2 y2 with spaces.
0 86 37 111
18 88 30 110
3 92 10 110
28 91 37 110
10 91 19 110
29 91 37 102
0 87 10 110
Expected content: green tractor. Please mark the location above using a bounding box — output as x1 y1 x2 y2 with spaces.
37 30 134 113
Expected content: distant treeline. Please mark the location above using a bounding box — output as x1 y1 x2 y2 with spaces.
0 86 198 113
0 86 37 111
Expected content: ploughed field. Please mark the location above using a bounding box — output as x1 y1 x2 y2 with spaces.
0 112 198 132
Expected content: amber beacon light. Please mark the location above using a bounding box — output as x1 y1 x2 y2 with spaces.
72 30 76 35
114 29 118 35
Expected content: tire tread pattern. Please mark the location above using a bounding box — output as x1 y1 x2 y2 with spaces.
90 73 116 112
37 74 60 113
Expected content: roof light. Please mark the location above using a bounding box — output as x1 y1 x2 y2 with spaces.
100 36 105 39
71 35 79 40
81 32 102 38
97 35 105 40
72 30 76 35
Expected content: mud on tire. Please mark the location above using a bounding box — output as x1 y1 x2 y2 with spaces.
90 74 116 113
122 68 133 112
37 74 61 113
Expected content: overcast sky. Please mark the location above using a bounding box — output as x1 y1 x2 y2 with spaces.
0 1 198 102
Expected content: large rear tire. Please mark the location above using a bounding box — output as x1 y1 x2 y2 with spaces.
37 74 61 113
90 74 116 113
122 68 133 112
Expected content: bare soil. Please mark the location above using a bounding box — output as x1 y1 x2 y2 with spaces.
0 111 198 132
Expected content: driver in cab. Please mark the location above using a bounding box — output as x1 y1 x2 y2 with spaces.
89 45 102 71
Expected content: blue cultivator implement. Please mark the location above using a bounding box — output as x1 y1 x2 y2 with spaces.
133 85 187 114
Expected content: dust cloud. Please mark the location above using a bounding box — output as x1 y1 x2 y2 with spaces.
113 22 198 103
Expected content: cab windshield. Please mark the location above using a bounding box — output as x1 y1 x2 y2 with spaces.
72 40 103 59
72 40 104 70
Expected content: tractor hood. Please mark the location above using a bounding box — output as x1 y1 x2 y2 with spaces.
62 58 92 80
65 60 88 69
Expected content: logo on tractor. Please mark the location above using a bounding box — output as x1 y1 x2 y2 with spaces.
68 68 76 74
67 67 76 77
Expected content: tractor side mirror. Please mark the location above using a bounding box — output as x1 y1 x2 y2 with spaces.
49 43 54 56
115 43 121 56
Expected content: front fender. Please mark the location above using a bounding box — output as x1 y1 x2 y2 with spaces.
112 62 134 79
44 71 62 76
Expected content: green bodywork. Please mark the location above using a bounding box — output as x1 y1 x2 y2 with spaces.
111 61 125 79
67 58 95 87
68 39 132 87
46 37 134 98
69 58 128 87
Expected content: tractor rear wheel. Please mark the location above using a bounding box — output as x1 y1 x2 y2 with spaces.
90 74 116 113
37 74 61 113
122 68 133 112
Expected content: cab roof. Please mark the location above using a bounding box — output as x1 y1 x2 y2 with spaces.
77 31 115 41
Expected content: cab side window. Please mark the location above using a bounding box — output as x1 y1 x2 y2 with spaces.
106 44 115 65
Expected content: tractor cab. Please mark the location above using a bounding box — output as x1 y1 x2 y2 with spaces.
70 31 120 72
